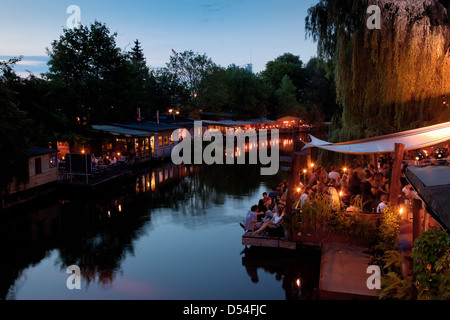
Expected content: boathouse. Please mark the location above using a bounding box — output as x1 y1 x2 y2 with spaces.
3 148 59 208
92 120 193 163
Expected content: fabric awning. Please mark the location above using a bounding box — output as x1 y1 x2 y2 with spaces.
302 121 450 154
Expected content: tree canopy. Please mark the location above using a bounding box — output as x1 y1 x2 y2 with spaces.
0 20 340 197
306 0 450 143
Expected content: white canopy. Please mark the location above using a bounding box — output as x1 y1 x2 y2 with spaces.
302 121 450 154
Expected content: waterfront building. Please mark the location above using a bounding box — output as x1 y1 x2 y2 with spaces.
3 148 59 209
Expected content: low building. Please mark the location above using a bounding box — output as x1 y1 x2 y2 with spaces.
110 121 181 160
92 119 206 164
4 148 59 208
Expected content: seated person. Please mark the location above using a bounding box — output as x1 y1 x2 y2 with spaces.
253 205 285 235
376 194 389 213
261 192 273 210
257 199 268 221
240 205 265 232
346 195 361 214
300 188 312 207
268 187 278 203
327 179 341 210
312 180 327 194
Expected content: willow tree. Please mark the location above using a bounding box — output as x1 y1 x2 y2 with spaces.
306 0 450 144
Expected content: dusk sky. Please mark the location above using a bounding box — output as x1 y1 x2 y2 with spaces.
0 0 319 77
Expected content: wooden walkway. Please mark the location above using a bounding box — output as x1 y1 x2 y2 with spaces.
318 242 378 299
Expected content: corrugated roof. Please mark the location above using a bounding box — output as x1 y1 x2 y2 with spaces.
92 125 153 136
27 147 58 157
202 119 277 126
111 121 179 132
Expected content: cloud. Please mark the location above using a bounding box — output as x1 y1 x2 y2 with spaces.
199 0 244 12
0 56 49 77
15 71 43 78
15 60 47 67
199 2 227 12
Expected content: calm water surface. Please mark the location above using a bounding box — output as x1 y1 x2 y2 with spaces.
1 134 323 300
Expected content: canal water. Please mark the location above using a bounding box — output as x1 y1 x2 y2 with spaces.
0 134 324 300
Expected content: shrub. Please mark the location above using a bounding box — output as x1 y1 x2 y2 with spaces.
377 203 399 252
412 228 450 300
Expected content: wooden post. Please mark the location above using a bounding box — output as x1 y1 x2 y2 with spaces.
423 211 428 232
285 138 302 239
412 199 422 241
372 153 378 171
389 143 405 207
306 150 312 169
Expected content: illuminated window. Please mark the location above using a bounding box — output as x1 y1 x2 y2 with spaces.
164 136 169 145
151 171 156 191
135 178 140 194
49 155 57 168
159 171 163 182
150 136 155 153
158 136 163 147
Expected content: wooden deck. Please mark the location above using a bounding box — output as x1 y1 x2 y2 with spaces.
242 231 297 250
242 229 371 251
241 230 379 299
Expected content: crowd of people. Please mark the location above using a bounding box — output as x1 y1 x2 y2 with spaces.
240 154 424 235
91 152 126 169
240 180 290 234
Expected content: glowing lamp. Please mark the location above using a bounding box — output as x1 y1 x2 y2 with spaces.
415 150 426 161
435 148 446 159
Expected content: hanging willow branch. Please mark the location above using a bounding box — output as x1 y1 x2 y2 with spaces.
306 0 450 143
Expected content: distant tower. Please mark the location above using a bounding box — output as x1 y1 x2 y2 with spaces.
247 48 253 73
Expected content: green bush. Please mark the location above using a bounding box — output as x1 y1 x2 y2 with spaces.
377 203 400 252
412 228 450 300
297 193 377 241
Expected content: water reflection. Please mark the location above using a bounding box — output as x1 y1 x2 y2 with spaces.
0 135 322 300
241 247 321 300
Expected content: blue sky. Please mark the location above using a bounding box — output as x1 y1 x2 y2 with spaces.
0 0 319 77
